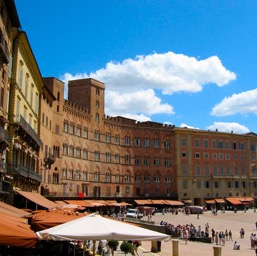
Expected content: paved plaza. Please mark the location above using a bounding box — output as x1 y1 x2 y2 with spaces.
133 208 257 256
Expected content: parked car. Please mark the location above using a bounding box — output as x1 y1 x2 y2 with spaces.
125 209 144 219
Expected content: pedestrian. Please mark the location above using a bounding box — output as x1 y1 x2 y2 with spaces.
215 232 219 245
240 228 245 239
256 222 257 230
197 213 199 219
229 230 233 241
132 241 140 256
225 229 228 241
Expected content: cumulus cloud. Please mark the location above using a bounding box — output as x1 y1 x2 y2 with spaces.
211 89 257 116
61 51 236 121
90 52 236 94
207 122 250 134
179 123 200 129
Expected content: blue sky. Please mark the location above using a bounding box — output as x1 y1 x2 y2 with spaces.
15 1 257 134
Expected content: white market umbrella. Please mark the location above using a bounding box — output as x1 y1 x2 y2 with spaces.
36 213 169 241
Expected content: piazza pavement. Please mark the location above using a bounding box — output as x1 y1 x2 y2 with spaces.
117 208 257 256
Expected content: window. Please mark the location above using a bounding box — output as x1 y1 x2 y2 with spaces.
219 153 224 160
181 138 186 147
94 130 100 141
106 152 111 162
195 153 200 158
95 113 99 123
96 100 99 108
204 153 209 159
225 154 230 160
196 164 201 176
76 126 81 136
135 175 141 183
35 93 39 115
105 132 111 143
69 146 74 157
30 84 34 106
204 140 209 148
165 176 171 184
205 165 210 176
114 135 120 145
154 176 161 183
181 152 187 158
25 74 29 99
18 61 23 89
212 153 217 159
144 139 150 147
125 155 131 164
82 149 88 159
96 88 100 96
64 122 68 132
182 163 187 175
205 181 210 188
124 136 130 146
153 139 160 148
134 138 140 147
143 156 149 166
213 166 218 175
144 176 150 183
115 154 120 163
153 157 160 166
164 158 171 167
69 123 74 134
164 140 170 148
94 151 100 161
124 174 130 183
218 140 223 149
239 142 244 150
83 128 88 138
94 172 100 181
195 139 200 147
232 142 237 149
76 148 81 158
134 156 141 165
106 172 111 182
212 139 217 148
63 144 68 155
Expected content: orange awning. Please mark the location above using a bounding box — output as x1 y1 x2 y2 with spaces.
205 200 216 204
225 197 243 205
165 200 184 206
134 199 152 205
215 198 225 203
0 201 31 218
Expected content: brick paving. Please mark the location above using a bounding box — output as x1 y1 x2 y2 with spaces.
134 209 257 256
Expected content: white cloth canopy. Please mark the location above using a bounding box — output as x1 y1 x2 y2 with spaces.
36 213 169 241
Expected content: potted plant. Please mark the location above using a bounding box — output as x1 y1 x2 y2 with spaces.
120 241 133 256
107 240 119 256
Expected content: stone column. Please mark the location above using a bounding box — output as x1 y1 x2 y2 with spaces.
172 239 179 256
213 246 222 256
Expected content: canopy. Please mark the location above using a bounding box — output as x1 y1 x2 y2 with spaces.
37 213 169 241
0 201 31 218
0 214 37 248
16 190 59 209
31 209 86 231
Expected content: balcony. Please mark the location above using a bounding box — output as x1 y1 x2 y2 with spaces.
0 31 9 64
44 153 56 168
10 165 42 182
0 125 10 152
28 170 42 182
13 115 42 150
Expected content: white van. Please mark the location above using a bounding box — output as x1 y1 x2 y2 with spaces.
125 209 143 219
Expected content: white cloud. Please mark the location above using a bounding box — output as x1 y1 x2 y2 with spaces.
179 123 200 129
211 88 257 116
207 122 250 134
105 89 174 116
90 52 236 94
61 52 236 121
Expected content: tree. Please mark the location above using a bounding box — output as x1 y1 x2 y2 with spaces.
120 241 133 256
107 240 119 256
